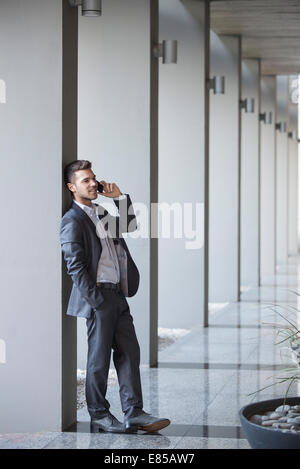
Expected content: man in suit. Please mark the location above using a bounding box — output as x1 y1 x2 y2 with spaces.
60 160 170 434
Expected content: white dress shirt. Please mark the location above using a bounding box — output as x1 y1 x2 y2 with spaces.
74 196 127 285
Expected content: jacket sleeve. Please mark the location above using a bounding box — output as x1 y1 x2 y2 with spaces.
98 194 137 237
60 216 104 309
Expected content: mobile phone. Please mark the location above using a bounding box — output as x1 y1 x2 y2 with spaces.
97 181 104 193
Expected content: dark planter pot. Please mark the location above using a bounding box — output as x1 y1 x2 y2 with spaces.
239 397 300 449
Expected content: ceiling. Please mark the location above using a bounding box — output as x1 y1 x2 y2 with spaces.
210 0 300 75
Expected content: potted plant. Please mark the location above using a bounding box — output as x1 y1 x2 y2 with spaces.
239 303 300 449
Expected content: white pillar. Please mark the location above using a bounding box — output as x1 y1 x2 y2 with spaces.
209 32 241 302
288 76 298 256
0 0 77 432
260 76 276 277
240 59 260 287
276 76 289 266
77 0 151 364
158 0 208 329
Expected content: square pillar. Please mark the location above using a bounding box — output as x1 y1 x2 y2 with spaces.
158 0 209 330
209 32 241 303
240 59 261 287
260 75 276 277
288 76 298 256
276 75 289 266
0 0 77 432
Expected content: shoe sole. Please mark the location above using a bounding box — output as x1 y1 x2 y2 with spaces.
140 419 170 433
125 419 171 434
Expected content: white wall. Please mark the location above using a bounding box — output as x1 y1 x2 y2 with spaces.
276 76 289 265
158 0 206 329
77 0 151 365
209 32 240 302
240 59 260 287
0 0 64 432
260 76 276 277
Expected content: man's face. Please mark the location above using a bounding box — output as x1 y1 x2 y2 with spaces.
68 168 98 201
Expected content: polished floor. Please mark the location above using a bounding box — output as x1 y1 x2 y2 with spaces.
1 257 300 449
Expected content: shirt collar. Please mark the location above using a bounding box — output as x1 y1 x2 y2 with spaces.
74 200 97 215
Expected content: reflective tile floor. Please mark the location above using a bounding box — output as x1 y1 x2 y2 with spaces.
1 257 300 449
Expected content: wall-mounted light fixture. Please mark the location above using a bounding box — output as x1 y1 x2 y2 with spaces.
275 121 287 133
207 76 225 94
259 111 272 124
240 98 255 113
153 40 178 64
69 0 102 17
288 130 297 140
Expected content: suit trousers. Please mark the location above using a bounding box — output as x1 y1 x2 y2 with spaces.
85 289 143 419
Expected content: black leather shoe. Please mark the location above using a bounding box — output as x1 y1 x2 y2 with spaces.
91 412 125 433
124 410 171 433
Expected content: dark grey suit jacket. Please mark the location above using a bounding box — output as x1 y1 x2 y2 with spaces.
60 194 140 318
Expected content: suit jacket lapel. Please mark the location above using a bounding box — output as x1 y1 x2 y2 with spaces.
72 201 127 248
72 201 99 238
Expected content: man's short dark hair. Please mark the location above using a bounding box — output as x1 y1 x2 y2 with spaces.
64 160 92 195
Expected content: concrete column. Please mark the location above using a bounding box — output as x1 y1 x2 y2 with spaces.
158 0 209 329
288 76 298 256
240 59 261 287
209 32 241 303
0 0 77 432
276 76 289 266
298 85 300 251
260 76 276 277
149 0 159 366
77 0 152 365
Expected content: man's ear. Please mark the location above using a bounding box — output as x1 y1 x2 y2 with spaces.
67 182 75 194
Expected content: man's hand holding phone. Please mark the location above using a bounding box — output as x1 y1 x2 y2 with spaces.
98 180 123 199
